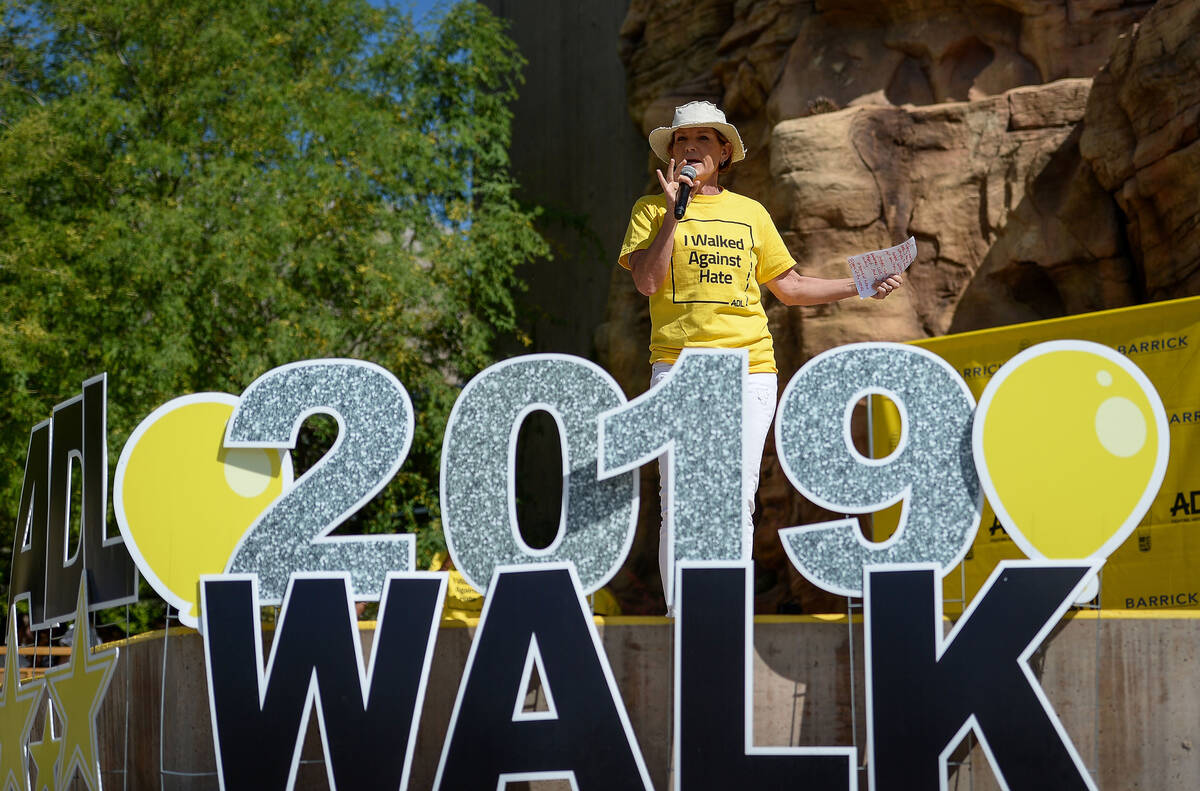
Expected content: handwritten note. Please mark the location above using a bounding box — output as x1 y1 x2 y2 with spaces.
848 236 917 298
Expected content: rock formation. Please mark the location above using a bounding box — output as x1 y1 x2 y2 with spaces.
599 0 1198 613
1080 0 1200 300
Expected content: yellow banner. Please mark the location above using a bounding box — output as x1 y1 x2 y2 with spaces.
870 295 1200 611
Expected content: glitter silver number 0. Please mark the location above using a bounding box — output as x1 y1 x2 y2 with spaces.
599 348 744 604
224 360 414 604
440 355 637 595
775 343 981 597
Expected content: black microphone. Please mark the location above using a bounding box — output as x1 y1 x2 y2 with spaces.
674 165 698 220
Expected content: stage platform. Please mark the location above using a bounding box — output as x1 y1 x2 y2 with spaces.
90 612 1198 789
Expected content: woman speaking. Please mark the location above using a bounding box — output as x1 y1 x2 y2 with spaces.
618 100 902 608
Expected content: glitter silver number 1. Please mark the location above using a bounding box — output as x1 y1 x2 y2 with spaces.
440 355 638 595
775 343 981 597
224 360 415 604
599 349 744 605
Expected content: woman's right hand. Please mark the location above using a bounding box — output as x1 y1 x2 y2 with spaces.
656 158 696 217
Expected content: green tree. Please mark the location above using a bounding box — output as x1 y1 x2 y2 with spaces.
0 0 546 624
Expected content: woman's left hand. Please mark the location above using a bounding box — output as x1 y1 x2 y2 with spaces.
871 275 903 300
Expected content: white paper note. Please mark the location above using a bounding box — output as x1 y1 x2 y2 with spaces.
847 236 917 298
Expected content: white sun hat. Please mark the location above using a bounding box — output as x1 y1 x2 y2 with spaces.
648 100 747 166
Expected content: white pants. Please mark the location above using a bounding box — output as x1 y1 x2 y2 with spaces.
652 362 778 605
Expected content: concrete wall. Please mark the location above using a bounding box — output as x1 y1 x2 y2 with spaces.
90 615 1200 790
482 0 644 360
479 0 647 545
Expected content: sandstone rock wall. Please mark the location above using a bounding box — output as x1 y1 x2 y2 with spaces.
1080 0 1200 299
618 0 1152 197
600 0 1198 612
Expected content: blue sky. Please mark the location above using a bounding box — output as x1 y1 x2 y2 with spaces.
369 0 454 26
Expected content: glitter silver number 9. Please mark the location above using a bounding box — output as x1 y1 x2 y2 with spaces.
775 343 981 597
440 355 637 595
599 349 744 604
224 360 415 604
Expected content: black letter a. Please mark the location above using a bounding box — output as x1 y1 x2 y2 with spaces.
435 565 651 790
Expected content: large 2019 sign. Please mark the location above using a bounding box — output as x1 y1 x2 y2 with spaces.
11 342 1168 790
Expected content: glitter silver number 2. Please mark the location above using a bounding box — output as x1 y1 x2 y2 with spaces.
224 359 415 604
775 343 981 597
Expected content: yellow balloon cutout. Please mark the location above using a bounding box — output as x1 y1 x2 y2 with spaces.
973 340 1169 568
114 394 292 628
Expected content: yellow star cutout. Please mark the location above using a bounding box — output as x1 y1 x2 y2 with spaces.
44 582 116 791
0 609 44 791
25 704 59 791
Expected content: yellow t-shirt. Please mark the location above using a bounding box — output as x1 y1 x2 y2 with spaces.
618 190 795 373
